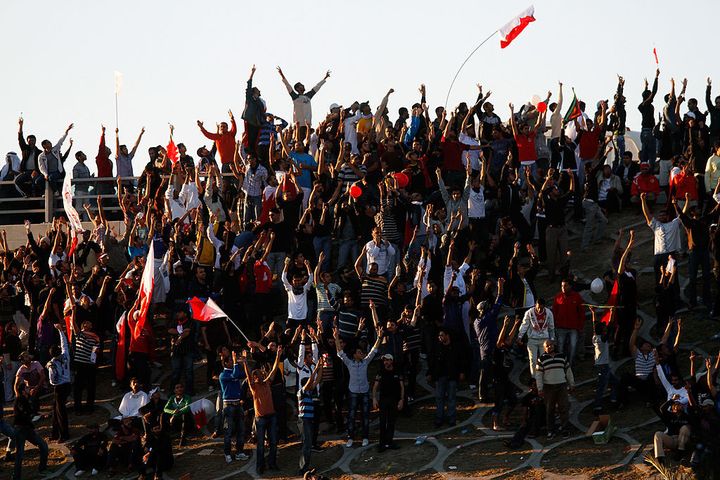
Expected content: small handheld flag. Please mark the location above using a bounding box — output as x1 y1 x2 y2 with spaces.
653 47 659 65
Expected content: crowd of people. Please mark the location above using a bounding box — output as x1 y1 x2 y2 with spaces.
1 65 720 479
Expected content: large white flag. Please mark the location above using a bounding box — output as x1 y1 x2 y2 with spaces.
61 170 83 233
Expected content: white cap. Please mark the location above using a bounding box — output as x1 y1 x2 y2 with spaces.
329 103 340 111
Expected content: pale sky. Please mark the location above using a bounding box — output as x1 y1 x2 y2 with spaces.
1 0 718 177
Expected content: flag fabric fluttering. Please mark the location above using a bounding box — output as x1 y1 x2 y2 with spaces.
167 137 179 164
600 280 619 325
61 167 83 259
499 5 536 49
132 240 156 339
187 297 229 322
563 90 583 125
114 71 123 95
653 47 659 65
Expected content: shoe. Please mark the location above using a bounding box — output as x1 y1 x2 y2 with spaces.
32 415 42 423
3 451 13 462
345 439 353 448
225 454 233 464
547 431 555 439
311 444 323 453
91 469 98 476
469 385 477 391
361 438 369 447
235 452 249 461
208 385 215 392
75 470 86 477
211 431 221 439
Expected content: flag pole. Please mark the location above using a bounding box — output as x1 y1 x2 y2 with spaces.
115 92 119 131
444 29 499 110
225 317 251 343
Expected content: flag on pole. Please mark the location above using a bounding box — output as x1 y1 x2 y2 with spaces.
187 297 229 322
189 398 216 430
115 312 128 381
563 89 583 125
167 137 179 164
600 280 619 325
61 167 83 259
499 5 536 49
114 71 123 95
653 47 659 65
132 240 156 339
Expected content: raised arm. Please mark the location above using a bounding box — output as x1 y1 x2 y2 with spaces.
508 104 518 137
617 229 635 275
640 193 653 226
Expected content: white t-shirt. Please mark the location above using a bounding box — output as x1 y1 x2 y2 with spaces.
458 133 481 171
649 217 682 255
467 187 485 219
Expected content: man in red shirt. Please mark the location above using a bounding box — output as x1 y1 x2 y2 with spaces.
95 126 114 195
509 103 545 180
551 279 585 365
197 110 237 172
669 161 698 208
630 162 661 205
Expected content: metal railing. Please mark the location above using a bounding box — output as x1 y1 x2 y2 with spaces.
0 172 237 224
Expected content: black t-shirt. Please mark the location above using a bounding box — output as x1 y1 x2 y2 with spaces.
543 192 570 226
375 368 403 402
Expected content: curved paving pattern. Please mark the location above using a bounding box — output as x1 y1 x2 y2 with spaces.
14 222 716 479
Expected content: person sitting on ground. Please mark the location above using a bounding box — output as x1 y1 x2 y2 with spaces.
162 383 193 447
653 398 691 465
71 424 107 477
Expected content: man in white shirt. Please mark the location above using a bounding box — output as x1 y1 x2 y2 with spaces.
641 192 683 282
281 257 314 331
364 227 396 278
117 377 149 418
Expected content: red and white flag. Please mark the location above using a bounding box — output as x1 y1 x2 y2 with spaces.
133 240 156 339
499 5 536 49
190 398 216 429
187 297 228 322
167 137 179 164
61 168 84 233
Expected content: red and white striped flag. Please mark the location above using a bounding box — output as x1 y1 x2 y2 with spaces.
132 240 156 339
187 297 228 322
499 5 536 49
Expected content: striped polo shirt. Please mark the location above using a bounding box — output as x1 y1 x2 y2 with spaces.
74 331 100 365
297 388 315 419
635 350 655 379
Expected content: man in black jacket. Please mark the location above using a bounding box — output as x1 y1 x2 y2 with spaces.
428 328 463 427
11 383 48 480
14 117 43 197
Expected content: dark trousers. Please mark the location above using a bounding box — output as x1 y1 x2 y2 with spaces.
51 382 71 440
687 248 712 306
165 411 193 437
619 373 655 405
128 352 151 391
544 383 569 433
74 362 97 412
255 414 278 472
322 380 346 430
378 399 398 447
170 353 195 395
12 426 48 480
222 403 245 456
73 447 107 471
298 416 313 471
404 350 420 398
347 392 370 439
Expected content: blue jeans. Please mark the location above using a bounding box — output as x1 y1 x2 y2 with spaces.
298 417 313 471
347 392 370 439
687 249 712 306
170 353 195 395
640 127 657 169
255 414 278 471
594 364 618 408
222 404 245 456
244 195 262 223
13 426 48 480
614 134 625 159
266 252 286 280
337 239 359 270
556 328 580 365
435 377 458 425
313 236 332 272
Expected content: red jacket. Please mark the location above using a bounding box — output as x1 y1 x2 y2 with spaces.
552 290 585 330
96 132 113 177
200 118 237 164
631 172 660 196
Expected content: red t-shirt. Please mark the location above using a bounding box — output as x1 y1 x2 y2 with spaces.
514 132 537 164
440 137 463 172
670 171 698 200
254 260 273 294
578 128 601 160
631 173 660 196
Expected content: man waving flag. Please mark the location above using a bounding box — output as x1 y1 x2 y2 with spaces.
499 5 536 49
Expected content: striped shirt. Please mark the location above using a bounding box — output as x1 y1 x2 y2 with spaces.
73 330 100 365
316 283 341 312
337 164 367 190
635 350 656 379
297 388 315 418
400 323 421 352
337 309 360 339
375 201 401 245
361 275 387 309
535 352 574 391
242 164 268 197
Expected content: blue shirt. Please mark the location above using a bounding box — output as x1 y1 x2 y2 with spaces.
219 364 246 402
297 388 315 418
289 152 317 189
